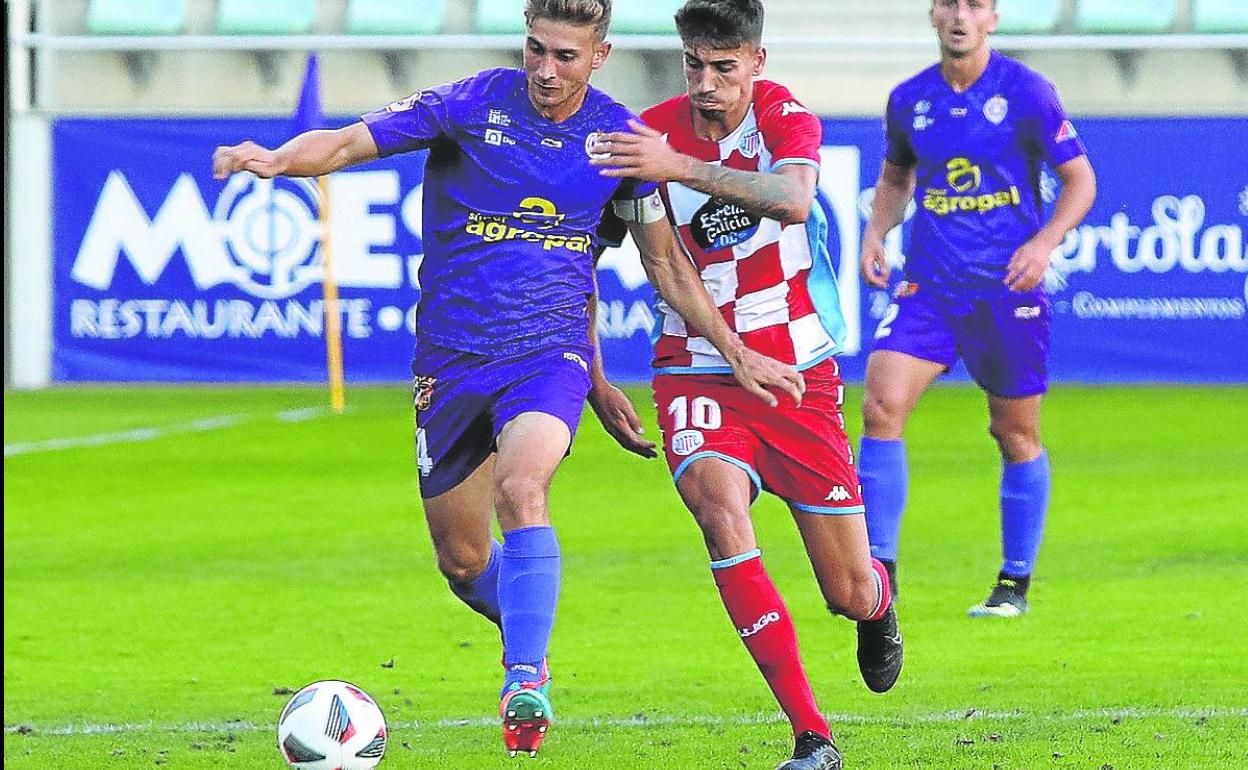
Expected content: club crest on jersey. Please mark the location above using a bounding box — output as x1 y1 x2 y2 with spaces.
914 100 931 115
585 131 611 160
413 375 437 411
984 95 1009 124
691 197 761 252
738 129 762 159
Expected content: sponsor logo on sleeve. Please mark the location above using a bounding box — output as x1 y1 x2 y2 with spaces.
386 93 422 112
780 101 810 117
1055 120 1079 143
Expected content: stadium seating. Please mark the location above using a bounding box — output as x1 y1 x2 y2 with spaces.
348 0 446 35
85 0 186 35
994 0 1062 34
216 0 317 35
1192 0 1248 33
1074 0 1177 34
476 0 527 34
614 0 683 34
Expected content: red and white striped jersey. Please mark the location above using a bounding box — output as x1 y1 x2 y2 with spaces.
642 80 848 374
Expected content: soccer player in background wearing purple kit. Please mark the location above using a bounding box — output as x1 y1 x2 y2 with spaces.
858 0 1096 619
213 0 802 756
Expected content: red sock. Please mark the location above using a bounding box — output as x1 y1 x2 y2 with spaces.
712 554 830 739
866 557 893 621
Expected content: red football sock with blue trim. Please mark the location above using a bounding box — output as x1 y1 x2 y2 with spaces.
712 550 830 739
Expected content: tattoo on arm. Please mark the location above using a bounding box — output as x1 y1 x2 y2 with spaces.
684 161 807 222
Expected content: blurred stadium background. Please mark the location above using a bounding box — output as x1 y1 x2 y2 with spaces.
4 0 1247 387
4 1 1247 769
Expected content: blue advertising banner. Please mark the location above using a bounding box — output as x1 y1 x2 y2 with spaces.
52 116 1246 384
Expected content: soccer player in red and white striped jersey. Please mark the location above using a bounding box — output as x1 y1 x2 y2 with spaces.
594 2 901 768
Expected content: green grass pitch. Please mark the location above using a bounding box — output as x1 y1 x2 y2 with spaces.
5 384 1247 769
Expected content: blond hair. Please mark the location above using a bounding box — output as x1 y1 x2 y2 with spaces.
525 0 612 40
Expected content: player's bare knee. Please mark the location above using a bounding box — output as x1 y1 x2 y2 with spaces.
494 473 550 527
436 547 491 585
824 574 878 621
691 503 751 553
862 391 907 437
988 422 1041 463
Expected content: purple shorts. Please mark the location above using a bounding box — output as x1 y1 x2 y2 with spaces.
870 283 1051 398
411 340 592 498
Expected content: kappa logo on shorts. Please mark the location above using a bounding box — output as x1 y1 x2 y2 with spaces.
825 485 853 502
670 429 705 457
412 375 437 410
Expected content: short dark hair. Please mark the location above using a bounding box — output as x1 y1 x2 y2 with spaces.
525 0 612 41
675 0 764 49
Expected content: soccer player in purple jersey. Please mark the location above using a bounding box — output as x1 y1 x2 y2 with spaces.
213 0 801 756
858 0 1096 619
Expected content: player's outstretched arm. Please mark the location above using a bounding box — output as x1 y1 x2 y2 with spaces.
861 160 916 289
212 123 380 180
594 120 815 224
1005 155 1096 292
627 217 805 408
586 272 658 459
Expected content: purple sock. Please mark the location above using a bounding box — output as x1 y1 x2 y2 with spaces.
500 526 560 689
1000 452 1051 577
447 539 502 627
860 437 908 562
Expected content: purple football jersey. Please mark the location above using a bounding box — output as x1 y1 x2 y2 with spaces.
885 51 1087 295
362 68 656 355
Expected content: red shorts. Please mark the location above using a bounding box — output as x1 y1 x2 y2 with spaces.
652 358 865 514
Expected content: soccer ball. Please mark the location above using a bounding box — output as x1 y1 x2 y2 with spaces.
276 680 388 770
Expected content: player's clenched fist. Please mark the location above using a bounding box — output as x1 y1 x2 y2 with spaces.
212 141 285 180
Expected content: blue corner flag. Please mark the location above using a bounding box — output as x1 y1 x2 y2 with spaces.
293 53 325 134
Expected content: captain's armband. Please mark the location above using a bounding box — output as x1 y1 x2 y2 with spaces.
611 191 667 225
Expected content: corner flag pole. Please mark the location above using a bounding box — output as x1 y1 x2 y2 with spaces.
295 52 345 413
318 174 346 413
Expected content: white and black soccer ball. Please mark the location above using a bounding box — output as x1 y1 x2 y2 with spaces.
276 680 387 770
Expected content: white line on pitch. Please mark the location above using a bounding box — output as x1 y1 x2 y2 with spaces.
6 707 1245 737
4 408 337 458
